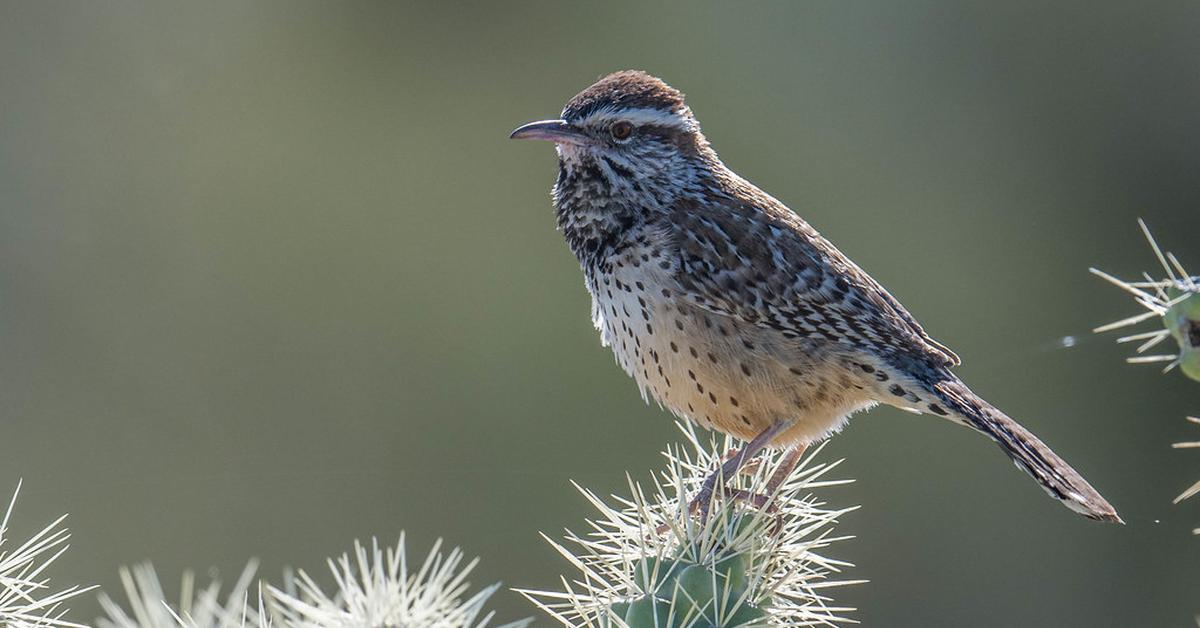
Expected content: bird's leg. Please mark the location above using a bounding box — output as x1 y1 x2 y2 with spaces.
764 443 807 496
722 448 764 477
719 444 810 515
689 419 795 521
719 444 808 504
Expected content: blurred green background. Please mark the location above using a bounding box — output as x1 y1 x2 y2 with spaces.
1 1 1199 625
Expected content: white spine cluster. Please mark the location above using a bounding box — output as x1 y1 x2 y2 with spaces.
0 481 94 628
520 423 861 627
94 535 529 628
96 561 267 628
1090 218 1198 374
267 535 530 628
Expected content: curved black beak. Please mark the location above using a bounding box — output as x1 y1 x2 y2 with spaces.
509 119 587 144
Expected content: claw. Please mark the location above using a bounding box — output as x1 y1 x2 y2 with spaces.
654 422 804 535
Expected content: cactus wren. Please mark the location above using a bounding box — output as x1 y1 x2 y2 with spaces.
511 70 1119 523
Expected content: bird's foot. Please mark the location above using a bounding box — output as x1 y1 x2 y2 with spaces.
655 442 808 535
655 421 798 535
723 448 763 477
652 485 781 536
655 477 781 535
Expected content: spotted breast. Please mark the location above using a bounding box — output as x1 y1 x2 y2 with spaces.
588 224 880 445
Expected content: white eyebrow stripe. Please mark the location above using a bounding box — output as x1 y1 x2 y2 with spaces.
575 106 696 131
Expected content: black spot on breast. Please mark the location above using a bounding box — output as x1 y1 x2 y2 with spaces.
670 342 678 353
857 363 875 374
928 404 948 416
889 384 906 397
740 363 751 376
730 396 739 407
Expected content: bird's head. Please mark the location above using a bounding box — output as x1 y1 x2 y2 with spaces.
511 71 714 209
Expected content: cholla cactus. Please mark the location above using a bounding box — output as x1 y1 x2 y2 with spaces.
1172 417 1200 512
1091 219 1200 381
520 423 861 627
0 481 94 628
1092 221 1200 533
94 536 528 628
96 560 267 628
266 534 531 628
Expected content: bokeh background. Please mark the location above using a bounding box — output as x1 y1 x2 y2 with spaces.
2 1 1199 625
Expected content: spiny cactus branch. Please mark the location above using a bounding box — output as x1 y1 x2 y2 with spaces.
0 480 95 628
267 534 531 628
520 422 862 627
1091 219 1200 380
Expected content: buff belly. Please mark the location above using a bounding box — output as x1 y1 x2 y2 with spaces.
590 265 877 446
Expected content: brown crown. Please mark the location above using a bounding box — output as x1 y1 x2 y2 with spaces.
562 70 687 121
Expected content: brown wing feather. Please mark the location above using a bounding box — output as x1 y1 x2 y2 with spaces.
666 180 959 369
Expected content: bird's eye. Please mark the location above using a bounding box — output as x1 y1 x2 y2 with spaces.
610 121 634 141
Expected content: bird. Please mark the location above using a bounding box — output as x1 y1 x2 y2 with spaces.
510 70 1120 523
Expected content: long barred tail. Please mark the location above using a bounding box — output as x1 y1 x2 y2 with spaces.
932 378 1122 523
